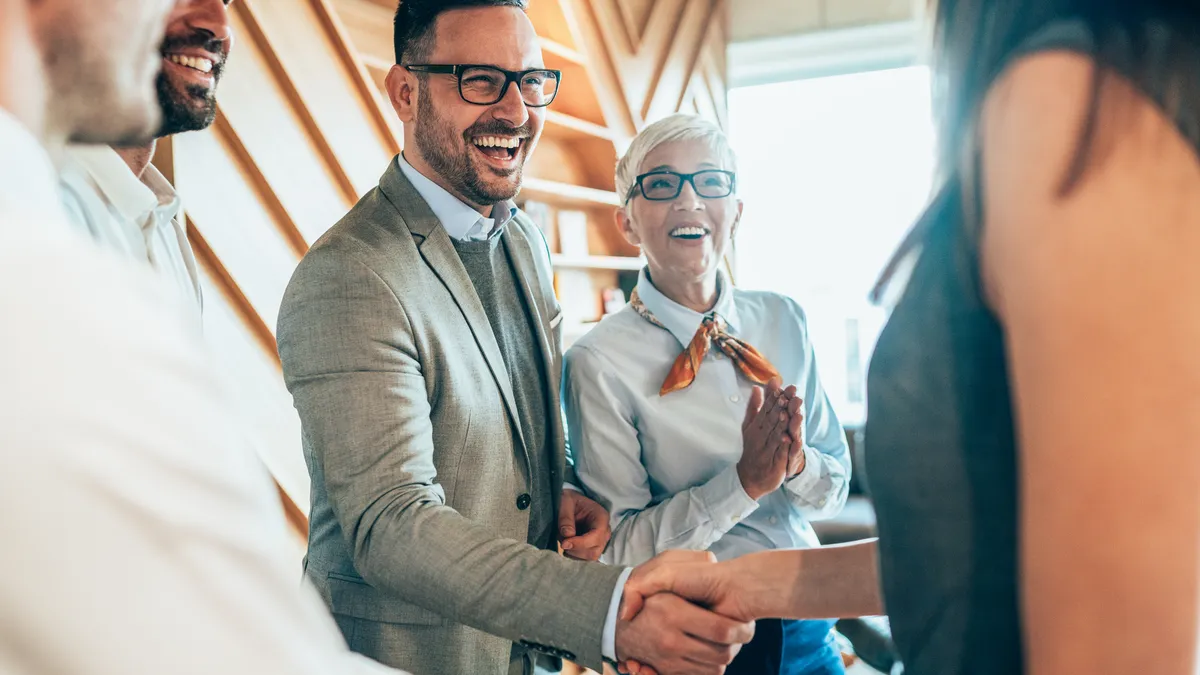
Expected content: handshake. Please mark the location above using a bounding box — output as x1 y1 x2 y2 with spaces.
609 539 883 675
602 380 820 675
610 549 769 675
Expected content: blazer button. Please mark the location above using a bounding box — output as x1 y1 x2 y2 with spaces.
516 493 532 510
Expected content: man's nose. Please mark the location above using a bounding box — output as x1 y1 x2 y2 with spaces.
182 0 233 44
490 79 530 127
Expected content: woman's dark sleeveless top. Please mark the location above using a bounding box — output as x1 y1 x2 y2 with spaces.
864 19 1197 675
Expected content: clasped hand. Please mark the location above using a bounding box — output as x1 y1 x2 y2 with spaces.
737 378 806 500
613 551 754 675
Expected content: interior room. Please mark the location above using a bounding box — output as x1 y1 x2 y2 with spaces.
12 0 1198 674
162 1 921 673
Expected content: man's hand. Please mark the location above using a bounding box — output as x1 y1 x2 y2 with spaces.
613 551 754 675
620 555 756 625
558 488 611 560
614 591 753 675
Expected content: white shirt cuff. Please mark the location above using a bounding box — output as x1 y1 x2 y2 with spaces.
563 482 583 493
602 567 635 661
786 446 826 496
697 463 761 529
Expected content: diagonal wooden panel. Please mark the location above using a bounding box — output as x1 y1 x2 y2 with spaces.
248 0 396 195
567 0 727 131
218 3 353 243
559 0 640 137
192 250 310 538
617 0 655 49
232 0 358 204
307 0 404 155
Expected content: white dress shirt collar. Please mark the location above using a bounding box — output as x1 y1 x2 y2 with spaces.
635 266 742 347
0 107 63 223
396 153 516 241
65 144 182 229
58 144 202 310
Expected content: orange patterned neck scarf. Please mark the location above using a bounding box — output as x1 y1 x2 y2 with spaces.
630 289 780 396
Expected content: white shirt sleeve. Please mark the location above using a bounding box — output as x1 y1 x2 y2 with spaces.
0 230 406 675
563 344 760 567
781 300 851 521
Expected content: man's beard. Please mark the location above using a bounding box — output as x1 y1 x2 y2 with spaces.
155 31 226 137
415 91 531 206
155 69 218 137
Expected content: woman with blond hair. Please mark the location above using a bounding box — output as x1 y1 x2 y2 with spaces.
563 113 851 675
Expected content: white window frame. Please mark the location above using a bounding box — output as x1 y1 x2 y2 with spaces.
729 20 926 89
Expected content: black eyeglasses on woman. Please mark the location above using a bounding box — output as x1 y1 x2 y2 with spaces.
627 169 737 203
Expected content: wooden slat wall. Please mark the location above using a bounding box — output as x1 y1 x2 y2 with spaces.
159 0 399 545
158 0 729 571
564 0 729 134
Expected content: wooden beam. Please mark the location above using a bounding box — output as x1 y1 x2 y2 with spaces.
188 224 281 367
211 110 310 259
669 0 722 120
521 177 619 207
276 480 311 541
152 135 178 184
545 110 616 142
187 221 310 541
551 253 643 271
541 37 586 65
559 0 640 137
307 0 404 154
234 0 360 204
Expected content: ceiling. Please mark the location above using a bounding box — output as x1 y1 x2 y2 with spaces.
728 0 920 43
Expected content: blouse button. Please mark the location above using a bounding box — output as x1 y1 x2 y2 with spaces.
730 395 740 403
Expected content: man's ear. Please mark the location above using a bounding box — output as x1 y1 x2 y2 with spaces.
616 207 641 247
385 64 417 123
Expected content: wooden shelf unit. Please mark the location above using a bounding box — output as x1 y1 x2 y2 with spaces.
551 254 644 271
540 37 586 66
520 178 618 208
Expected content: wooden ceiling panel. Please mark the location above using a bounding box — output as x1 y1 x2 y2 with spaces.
616 0 655 49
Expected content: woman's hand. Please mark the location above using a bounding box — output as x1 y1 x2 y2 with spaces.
737 378 804 500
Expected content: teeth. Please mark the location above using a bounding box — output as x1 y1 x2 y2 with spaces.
167 54 214 73
671 226 707 237
473 136 521 149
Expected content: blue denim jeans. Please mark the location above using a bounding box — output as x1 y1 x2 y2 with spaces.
728 618 843 675
782 618 843 675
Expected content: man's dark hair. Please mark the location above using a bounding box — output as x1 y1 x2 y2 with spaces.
393 0 528 65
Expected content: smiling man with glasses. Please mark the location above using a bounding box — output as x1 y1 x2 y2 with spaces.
275 2 754 675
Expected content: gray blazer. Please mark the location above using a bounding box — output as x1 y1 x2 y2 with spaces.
277 159 624 675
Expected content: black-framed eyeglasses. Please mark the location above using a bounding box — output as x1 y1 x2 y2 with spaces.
404 64 562 107
627 170 737 203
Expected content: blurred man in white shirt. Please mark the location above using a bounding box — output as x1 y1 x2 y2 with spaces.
0 1 403 673
60 0 236 310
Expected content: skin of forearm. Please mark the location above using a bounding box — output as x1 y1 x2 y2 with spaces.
740 539 884 619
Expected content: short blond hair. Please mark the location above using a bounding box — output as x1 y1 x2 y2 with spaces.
615 114 738 204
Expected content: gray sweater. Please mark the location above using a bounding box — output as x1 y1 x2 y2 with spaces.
452 232 555 549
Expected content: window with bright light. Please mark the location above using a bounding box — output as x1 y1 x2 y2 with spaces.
729 66 936 426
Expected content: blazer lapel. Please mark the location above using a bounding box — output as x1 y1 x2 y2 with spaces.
379 160 530 461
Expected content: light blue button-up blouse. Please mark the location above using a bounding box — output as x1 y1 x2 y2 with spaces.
563 269 851 565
